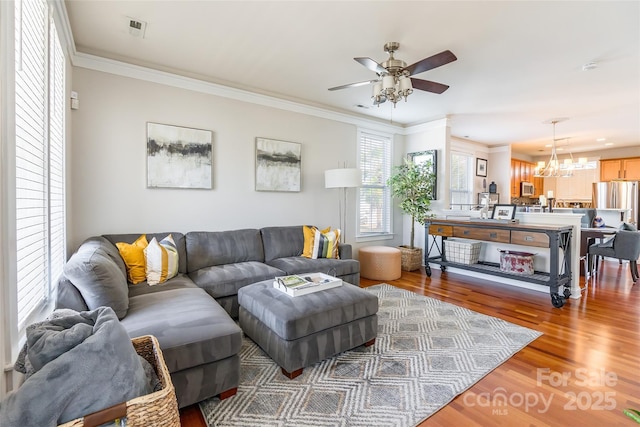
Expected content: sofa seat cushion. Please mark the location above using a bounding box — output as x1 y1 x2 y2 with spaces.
238 280 378 341
120 287 242 373
266 257 359 279
188 261 284 299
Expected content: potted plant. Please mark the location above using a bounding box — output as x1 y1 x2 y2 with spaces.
387 159 436 271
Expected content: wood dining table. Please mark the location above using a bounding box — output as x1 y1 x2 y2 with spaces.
580 227 618 277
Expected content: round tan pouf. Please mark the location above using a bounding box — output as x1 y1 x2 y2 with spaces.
359 246 402 281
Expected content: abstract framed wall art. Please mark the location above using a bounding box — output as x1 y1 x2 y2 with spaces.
255 137 301 192
147 122 212 189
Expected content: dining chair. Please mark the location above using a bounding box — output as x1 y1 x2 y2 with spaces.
588 230 640 282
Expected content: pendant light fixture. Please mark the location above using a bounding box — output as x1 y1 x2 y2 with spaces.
534 118 571 178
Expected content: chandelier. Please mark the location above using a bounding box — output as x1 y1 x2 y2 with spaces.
534 119 572 178
371 74 413 107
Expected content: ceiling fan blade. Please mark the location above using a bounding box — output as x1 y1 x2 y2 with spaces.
354 57 387 74
410 78 450 94
405 50 457 76
328 79 378 91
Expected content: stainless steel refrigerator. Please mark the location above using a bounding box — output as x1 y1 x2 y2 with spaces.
592 181 639 225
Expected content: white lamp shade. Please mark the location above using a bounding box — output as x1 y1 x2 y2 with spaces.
399 75 412 91
372 81 383 97
382 75 395 90
325 168 361 188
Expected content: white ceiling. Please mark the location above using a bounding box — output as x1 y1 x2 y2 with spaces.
64 1 640 157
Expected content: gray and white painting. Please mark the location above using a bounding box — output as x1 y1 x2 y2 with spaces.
255 138 301 192
147 122 212 189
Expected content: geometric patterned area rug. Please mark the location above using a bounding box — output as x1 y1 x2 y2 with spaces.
200 284 542 427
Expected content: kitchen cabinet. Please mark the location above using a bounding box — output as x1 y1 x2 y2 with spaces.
511 159 537 198
511 159 521 197
600 157 640 181
533 176 544 197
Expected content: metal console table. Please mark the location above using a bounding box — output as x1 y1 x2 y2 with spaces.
424 218 573 308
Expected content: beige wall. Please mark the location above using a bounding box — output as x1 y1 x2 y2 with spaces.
404 120 449 250
69 67 403 251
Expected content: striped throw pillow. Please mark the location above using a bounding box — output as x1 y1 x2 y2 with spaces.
311 228 341 259
144 234 179 285
302 225 326 258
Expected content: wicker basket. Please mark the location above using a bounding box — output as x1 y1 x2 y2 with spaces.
399 246 423 271
59 335 180 427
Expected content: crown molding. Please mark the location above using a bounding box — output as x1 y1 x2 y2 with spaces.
403 117 450 135
53 0 447 137
489 145 511 153
72 52 410 135
50 0 77 59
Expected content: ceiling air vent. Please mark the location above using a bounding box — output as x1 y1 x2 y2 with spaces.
124 16 147 38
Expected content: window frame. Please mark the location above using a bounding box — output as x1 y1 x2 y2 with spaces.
449 151 474 209
1 0 67 371
356 128 393 242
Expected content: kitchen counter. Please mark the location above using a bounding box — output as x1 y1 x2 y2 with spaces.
551 208 631 227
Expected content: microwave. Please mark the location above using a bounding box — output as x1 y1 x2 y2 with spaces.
521 182 535 197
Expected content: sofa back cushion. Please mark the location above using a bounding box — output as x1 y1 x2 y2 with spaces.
261 226 306 262
56 276 90 312
62 242 129 319
186 229 264 272
103 232 187 274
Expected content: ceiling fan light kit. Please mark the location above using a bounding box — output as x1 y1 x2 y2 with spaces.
329 42 457 108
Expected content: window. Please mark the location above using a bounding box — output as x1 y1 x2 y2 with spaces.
450 152 473 209
357 129 392 238
13 0 66 329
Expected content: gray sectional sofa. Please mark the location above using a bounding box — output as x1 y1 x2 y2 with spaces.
55 226 360 408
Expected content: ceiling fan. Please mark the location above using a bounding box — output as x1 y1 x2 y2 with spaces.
328 42 457 106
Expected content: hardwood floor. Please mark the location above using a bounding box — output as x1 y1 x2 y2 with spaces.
180 259 640 426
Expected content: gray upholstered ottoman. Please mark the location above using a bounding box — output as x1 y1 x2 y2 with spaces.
238 279 378 378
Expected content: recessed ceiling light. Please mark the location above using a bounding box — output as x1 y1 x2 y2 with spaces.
604 142 614 146
596 138 606 142
545 144 553 148
557 147 564 151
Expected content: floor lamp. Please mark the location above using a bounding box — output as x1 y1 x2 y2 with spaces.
324 168 361 243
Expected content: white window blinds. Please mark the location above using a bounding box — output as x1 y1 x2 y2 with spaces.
450 152 473 207
358 130 392 236
14 0 66 328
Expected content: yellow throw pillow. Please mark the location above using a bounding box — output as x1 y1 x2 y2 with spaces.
116 235 149 284
144 234 179 286
302 225 318 258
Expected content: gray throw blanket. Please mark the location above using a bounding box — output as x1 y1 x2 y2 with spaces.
0 307 152 426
